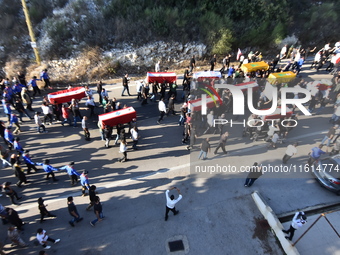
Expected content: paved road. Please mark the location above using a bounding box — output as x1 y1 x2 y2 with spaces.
0 60 337 255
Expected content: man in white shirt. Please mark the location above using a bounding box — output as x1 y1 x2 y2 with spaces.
280 45 287 59
282 143 298 164
155 61 160 72
165 187 182 221
130 126 139 150
41 102 53 125
34 112 48 133
85 96 96 117
283 211 307 241
36 228 60 249
157 98 167 124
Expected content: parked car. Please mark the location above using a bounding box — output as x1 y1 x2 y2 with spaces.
311 154 340 195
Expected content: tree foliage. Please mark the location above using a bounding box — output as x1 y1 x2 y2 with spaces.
0 0 338 62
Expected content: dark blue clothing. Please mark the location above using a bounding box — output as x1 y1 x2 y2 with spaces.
40 71 49 80
22 154 35 165
10 115 19 125
28 78 40 87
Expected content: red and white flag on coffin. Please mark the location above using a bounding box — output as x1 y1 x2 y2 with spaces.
188 96 216 112
48 87 86 104
261 106 293 120
98 107 137 127
146 72 177 83
237 48 242 61
235 81 258 91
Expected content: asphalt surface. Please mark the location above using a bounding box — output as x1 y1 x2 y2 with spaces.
0 58 338 255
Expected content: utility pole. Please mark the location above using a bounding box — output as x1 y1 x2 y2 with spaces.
21 0 41 65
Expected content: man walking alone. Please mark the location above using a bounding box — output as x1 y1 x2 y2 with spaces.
165 187 182 221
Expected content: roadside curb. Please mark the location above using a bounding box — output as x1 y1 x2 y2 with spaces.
277 202 340 223
252 190 300 255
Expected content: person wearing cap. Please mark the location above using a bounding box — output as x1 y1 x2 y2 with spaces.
283 211 307 241
165 187 182 221
59 162 81 186
321 125 339 151
36 228 60 250
38 197 56 223
80 171 90 196
22 150 38 174
67 196 83 227
36 160 59 182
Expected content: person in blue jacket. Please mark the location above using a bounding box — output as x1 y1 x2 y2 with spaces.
2 99 12 123
59 161 81 186
80 171 90 196
4 127 14 150
10 114 21 134
40 69 51 89
36 159 59 182
22 150 38 174
28 76 41 97
13 137 24 155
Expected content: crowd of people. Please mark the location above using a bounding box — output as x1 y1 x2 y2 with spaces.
0 68 142 253
0 40 338 252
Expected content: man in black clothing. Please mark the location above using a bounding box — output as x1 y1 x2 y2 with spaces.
17 72 27 87
97 81 103 104
272 54 280 71
210 54 217 71
67 196 83 227
214 132 228 154
198 138 211 160
90 196 104 226
189 55 196 73
38 197 56 223
121 73 131 96
86 185 97 211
